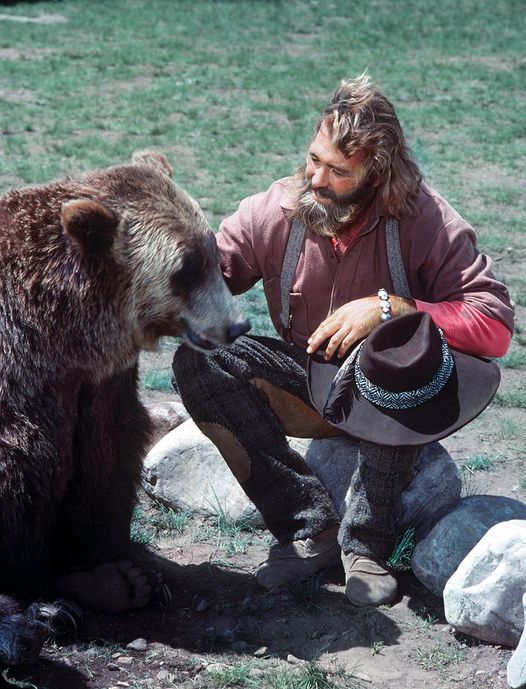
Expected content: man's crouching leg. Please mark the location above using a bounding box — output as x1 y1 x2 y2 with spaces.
172 336 341 588
339 441 420 607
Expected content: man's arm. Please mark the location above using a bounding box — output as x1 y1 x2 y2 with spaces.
306 296 512 360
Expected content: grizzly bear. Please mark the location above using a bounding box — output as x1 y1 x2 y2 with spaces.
0 151 250 667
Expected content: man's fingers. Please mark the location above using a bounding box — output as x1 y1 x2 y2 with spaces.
307 320 340 354
337 330 360 358
323 328 352 360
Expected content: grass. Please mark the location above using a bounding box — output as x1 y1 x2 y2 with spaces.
498 349 526 369
0 1 524 336
386 527 416 571
204 660 355 689
493 416 522 441
151 503 192 534
371 640 385 656
461 454 495 473
266 662 355 689
141 368 174 393
131 499 256 553
494 386 526 409
130 504 156 545
415 641 465 674
188 507 258 556
206 662 256 688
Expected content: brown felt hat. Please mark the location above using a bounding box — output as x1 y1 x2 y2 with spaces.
307 311 501 446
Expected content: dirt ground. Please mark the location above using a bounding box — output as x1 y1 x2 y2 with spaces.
3 308 525 689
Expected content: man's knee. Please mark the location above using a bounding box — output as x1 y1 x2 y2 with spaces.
250 377 340 439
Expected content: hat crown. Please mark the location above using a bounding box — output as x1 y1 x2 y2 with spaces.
359 312 443 393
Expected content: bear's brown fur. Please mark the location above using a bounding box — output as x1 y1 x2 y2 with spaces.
0 151 249 667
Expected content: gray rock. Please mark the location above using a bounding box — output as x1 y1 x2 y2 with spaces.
412 496 526 597
443 520 526 647
508 593 526 688
126 637 148 652
305 437 460 538
146 400 189 445
143 419 262 524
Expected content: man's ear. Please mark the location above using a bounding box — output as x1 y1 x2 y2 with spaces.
62 199 118 254
132 150 172 177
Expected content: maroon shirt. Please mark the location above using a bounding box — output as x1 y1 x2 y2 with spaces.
217 178 514 352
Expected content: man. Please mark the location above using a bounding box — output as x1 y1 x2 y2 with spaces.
172 74 514 607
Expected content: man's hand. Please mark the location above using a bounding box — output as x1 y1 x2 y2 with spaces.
306 295 416 360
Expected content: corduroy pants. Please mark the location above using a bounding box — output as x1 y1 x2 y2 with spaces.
172 335 419 561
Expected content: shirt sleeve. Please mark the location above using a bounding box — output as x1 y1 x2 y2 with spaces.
414 299 512 357
406 187 515 337
216 195 262 295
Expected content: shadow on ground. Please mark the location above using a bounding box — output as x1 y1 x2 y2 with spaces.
4 550 408 688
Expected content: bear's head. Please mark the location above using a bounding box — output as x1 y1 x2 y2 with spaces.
61 151 250 352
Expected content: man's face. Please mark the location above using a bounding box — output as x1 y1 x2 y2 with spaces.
305 125 369 207
290 124 374 237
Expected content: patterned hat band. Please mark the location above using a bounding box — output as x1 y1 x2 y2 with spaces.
354 330 455 410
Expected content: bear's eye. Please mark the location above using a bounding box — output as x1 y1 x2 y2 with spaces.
170 248 208 297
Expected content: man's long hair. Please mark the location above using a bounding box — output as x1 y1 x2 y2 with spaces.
317 74 422 218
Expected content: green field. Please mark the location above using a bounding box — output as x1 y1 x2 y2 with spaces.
1 0 524 333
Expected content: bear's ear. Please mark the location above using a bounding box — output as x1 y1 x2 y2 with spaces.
62 199 118 254
132 150 173 177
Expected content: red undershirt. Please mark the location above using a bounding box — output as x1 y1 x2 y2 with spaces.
330 232 511 358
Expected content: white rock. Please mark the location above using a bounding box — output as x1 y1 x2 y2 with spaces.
413 496 526 597
508 593 526 688
126 638 147 652
443 520 526 647
143 419 262 524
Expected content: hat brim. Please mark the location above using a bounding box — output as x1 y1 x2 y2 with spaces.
307 348 500 446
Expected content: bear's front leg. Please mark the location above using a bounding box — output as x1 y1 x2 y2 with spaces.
0 392 79 667
56 364 155 612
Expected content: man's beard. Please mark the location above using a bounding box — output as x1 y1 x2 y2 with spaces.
289 167 375 237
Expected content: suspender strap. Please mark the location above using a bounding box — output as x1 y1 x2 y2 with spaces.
280 218 307 329
385 217 411 299
279 217 411 330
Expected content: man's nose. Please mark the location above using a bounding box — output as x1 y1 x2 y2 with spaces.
310 166 329 188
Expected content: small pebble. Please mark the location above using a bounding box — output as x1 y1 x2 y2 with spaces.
254 646 269 658
107 663 120 671
126 638 147 652
195 598 210 612
353 671 372 682
116 656 133 666
206 662 228 673
286 654 305 665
